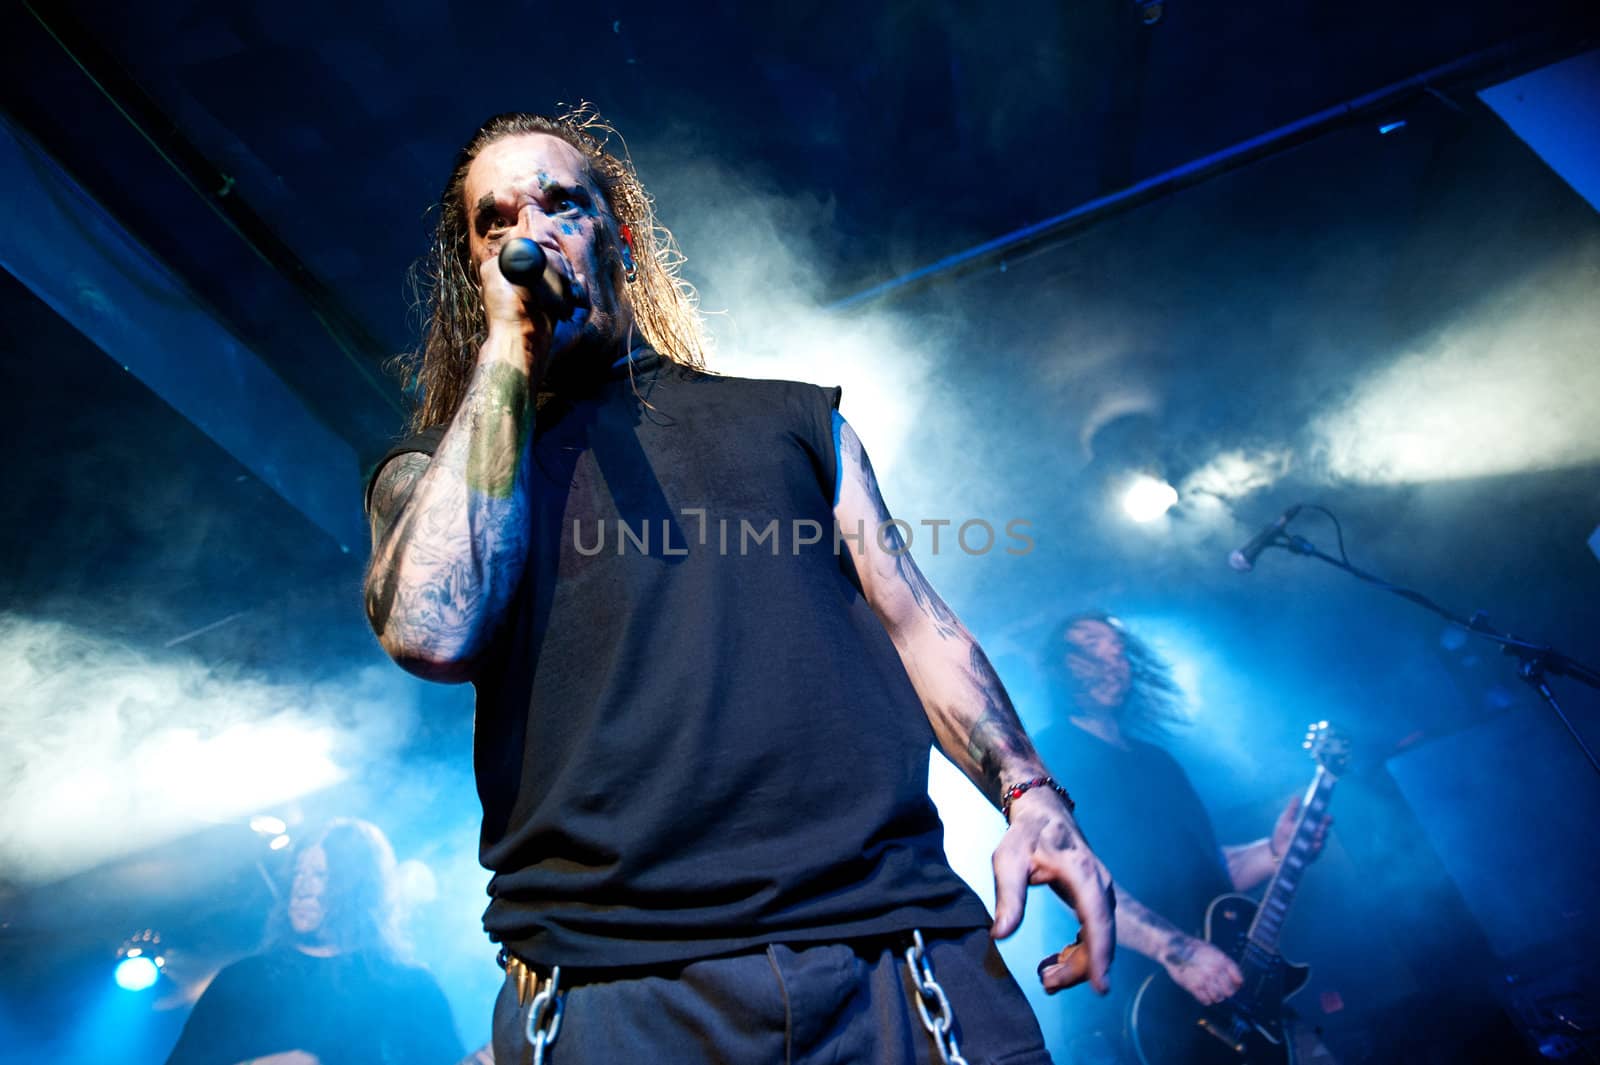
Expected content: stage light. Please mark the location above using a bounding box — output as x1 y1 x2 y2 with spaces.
269 833 292 851
114 956 159 991
114 930 165 991
249 814 287 836
1378 119 1407 135
1122 475 1178 522
1312 252 1599 484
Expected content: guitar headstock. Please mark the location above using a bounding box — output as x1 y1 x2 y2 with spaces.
1303 721 1350 776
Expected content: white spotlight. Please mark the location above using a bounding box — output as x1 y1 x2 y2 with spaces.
269 833 292 851
1122 475 1178 523
249 814 287 836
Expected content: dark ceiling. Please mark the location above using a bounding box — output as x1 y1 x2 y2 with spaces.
3 0 1592 461
3 2 1599 1061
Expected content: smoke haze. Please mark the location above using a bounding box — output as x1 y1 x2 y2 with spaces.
0 613 421 885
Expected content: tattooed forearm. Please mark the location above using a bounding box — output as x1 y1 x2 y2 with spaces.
1163 934 1198 968
464 361 533 498
363 358 536 679
834 418 1049 801
1116 892 1196 966
964 643 1039 798
367 468 502 653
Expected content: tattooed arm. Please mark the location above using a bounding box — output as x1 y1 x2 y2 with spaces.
363 291 546 681
1050 891 1243 1005
831 419 1035 800
833 417 1114 993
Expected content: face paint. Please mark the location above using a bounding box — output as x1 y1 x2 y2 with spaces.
464 133 635 360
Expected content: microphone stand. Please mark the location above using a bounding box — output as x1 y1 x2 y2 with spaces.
1265 526 1600 779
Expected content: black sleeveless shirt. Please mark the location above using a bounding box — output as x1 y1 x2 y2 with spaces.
369 351 989 968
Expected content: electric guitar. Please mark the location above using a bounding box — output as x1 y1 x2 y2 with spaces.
1128 722 1348 1065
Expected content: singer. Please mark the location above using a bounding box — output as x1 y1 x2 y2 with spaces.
362 107 1114 1064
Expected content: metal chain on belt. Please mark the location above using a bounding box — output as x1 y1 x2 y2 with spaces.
904 930 970 1065
523 963 564 1065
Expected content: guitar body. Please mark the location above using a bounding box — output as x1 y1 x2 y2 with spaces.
1128 894 1310 1065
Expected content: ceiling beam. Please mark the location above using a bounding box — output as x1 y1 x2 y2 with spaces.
0 115 367 554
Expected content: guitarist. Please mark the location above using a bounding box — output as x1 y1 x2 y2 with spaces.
1029 613 1329 1064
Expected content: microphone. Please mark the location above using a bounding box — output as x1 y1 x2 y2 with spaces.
497 238 574 316
1229 504 1303 572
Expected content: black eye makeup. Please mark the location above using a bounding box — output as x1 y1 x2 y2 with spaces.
471 184 593 237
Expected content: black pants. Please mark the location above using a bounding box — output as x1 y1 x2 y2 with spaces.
492 928 1054 1065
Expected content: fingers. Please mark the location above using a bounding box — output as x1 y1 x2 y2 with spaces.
1187 961 1243 1005
479 254 546 330
989 836 1032 939
479 243 580 332
1029 856 1115 995
994 817 1115 994
1308 814 1333 857
1032 843 1115 995
1209 957 1243 1003
1038 941 1092 994
1212 964 1244 1004
1067 869 1114 995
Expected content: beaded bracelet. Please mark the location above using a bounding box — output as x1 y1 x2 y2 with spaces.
1001 775 1076 824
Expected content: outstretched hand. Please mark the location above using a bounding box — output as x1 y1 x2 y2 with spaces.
991 788 1115 995
1271 793 1332 862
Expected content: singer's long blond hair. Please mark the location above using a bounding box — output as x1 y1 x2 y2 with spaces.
397 105 709 432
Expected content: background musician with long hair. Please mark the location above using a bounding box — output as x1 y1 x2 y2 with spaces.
163 818 462 1065
1030 613 1330 1064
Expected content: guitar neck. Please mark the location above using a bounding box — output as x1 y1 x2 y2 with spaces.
1245 765 1336 953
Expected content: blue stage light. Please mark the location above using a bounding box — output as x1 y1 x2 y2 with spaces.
1378 120 1407 135
114 954 160 991
115 929 166 991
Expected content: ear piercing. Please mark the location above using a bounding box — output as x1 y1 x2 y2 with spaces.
620 224 638 283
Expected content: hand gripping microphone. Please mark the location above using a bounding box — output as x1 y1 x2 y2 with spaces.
1228 504 1303 572
497 238 575 317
